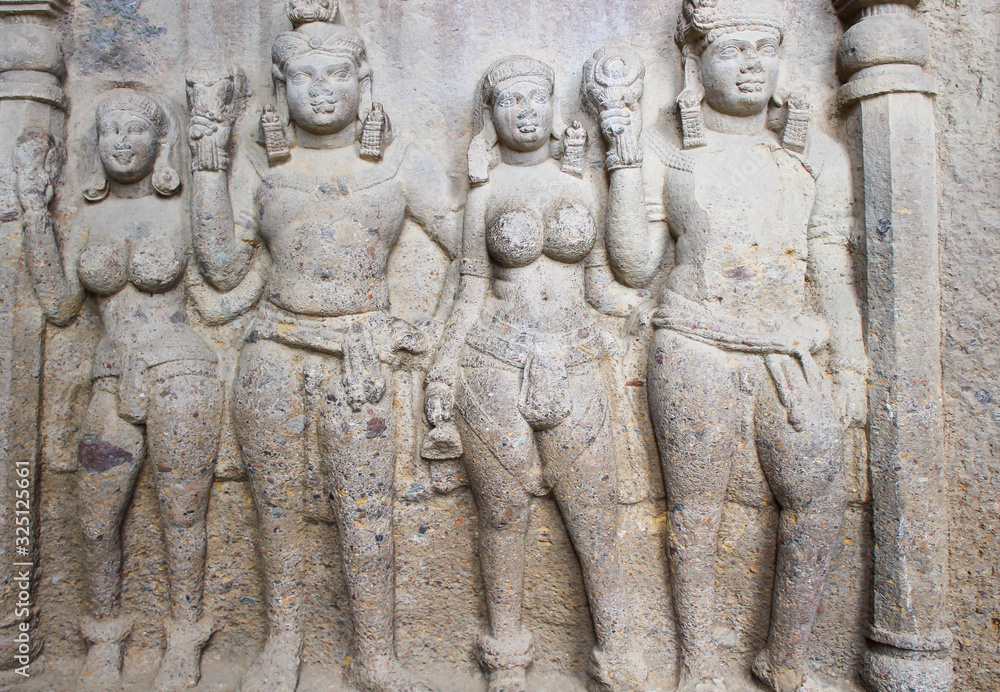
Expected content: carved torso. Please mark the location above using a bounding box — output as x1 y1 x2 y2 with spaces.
663 128 816 326
76 195 214 374
255 139 410 317
479 158 597 332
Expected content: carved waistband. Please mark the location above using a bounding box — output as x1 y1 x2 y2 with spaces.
464 318 611 371
248 302 395 360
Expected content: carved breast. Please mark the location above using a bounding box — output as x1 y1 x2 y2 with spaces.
486 200 596 268
78 241 128 296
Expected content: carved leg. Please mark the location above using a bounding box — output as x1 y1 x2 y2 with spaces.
233 341 308 692
456 366 536 692
76 379 144 691
147 369 224 692
540 368 647 692
647 332 737 692
322 360 433 692
753 358 847 692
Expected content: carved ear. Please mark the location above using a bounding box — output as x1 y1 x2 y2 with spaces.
468 109 498 185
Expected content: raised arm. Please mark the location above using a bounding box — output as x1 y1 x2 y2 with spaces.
806 135 867 427
187 64 257 292
584 176 653 316
13 129 83 326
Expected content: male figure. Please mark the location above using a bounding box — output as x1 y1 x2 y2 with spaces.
186 3 460 690
595 1 867 690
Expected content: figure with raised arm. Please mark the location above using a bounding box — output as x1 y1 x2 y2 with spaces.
422 55 649 692
185 3 461 690
588 2 867 690
15 90 224 692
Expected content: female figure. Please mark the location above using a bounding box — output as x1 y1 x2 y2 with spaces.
423 56 648 692
592 1 867 689
16 92 223 692
186 6 461 691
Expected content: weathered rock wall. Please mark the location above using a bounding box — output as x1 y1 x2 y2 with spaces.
926 0 1000 689
8 0 994 689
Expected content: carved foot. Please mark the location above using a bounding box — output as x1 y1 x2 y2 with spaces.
487 667 527 692
153 616 216 692
589 641 649 692
751 648 805 692
76 614 136 692
478 632 533 692
239 629 302 692
349 654 437 692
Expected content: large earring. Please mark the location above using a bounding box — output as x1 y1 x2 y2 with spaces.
561 120 587 177
360 103 388 161
782 93 810 153
261 104 291 166
677 47 706 150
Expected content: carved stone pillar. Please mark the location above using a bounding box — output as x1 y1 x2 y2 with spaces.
0 0 69 677
834 2 952 690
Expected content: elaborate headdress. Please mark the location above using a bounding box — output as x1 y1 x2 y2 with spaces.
674 0 786 149
265 0 388 163
675 0 784 49
85 91 181 201
468 56 583 184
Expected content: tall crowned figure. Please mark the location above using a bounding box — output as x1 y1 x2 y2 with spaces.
186 1 461 691
590 0 867 690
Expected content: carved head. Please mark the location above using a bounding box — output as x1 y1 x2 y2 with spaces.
675 0 783 120
271 21 371 136
86 92 180 201
480 56 555 153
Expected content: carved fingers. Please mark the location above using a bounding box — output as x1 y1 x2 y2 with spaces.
832 369 868 429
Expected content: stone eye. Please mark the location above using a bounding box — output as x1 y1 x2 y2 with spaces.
718 46 740 60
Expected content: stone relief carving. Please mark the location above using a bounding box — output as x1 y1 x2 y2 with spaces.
423 54 649 692
594 1 867 691
186 3 460 690
0 0 970 690
16 91 225 692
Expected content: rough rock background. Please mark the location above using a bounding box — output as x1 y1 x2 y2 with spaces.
17 0 997 689
925 0 1000 689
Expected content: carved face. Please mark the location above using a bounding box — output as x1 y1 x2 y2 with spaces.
700 30 780 117
98 110 159 184
284 52 361 135
491 79 554 153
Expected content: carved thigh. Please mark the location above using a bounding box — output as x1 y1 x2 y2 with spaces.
646 330 740 506
754 357 845 512
233 339 308 511
319 358 396 536
456 354 543 506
